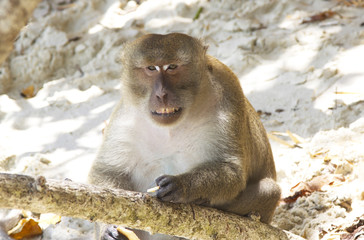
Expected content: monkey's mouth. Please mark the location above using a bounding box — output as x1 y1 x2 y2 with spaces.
152 107 182 116
151 107 183 125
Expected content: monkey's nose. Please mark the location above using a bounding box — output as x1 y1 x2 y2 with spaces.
156 91 168 104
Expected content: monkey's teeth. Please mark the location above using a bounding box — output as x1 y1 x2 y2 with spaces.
155 108 181 115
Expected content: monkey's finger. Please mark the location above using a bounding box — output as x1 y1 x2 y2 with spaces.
156 184 174 199
157 190 176 202
156 183 183 203
155 175 173 187
157 189 185 203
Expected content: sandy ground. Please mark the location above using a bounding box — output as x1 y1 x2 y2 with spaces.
0 0 364 239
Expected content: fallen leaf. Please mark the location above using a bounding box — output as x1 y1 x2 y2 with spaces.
336 198 352 212
283 189 311 203
335 91 363 95
39 213 61 225
292 174 345 192
286 130 303 144
337 0 364 7
341 226 364 240
268 133 295 148
20 85 35 98
302 11 338 24
117 226 141 240
346 218 364 233
310 149 329 158
9 218 42 239
283 174 345 203
268 132 302 148
323 155 332 163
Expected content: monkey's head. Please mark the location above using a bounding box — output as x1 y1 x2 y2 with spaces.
121 33 208 126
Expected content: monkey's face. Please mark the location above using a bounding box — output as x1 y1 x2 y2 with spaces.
122 33 206 126
139 61 200 126
147 62 203 125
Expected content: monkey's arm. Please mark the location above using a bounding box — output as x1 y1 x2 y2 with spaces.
88 159 133 191
88 123 136 190
155 158 247 205
88 131 137 190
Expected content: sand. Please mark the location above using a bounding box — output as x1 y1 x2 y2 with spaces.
0 0 363 239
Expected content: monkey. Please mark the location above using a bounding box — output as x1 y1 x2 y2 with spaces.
88 33 281 240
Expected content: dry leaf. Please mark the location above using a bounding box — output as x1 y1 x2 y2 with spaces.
286 130 302 144
39 213 61 225
335 91 362 95
21 85 35 98
341 226 364 240
268 132 302 148
337 198 352 212
57 0 76 10
292 174 345 192
302 11 338 24
117 227 141 240
283 174 345 203
9 218 42 239
309 149 329 158
337 0 364 7
345 218 364 233
283 189 311 203
323 155 331 163
268 133 295 148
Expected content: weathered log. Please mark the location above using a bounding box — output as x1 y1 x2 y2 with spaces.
0 173 301 239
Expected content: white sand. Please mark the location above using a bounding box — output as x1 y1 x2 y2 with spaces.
0 0 363 239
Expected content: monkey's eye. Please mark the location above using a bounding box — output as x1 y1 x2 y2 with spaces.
168 64 178 70
147 66 157 71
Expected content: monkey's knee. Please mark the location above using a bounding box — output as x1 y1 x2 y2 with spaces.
215 178 281 223
260 178 281 201
258 178 281 223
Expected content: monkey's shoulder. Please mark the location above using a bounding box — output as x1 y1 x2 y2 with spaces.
206 55 242 88
206 55 245 106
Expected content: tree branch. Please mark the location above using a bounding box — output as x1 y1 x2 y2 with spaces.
0 173 300 240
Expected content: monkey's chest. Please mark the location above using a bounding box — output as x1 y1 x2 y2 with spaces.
131 129 213 192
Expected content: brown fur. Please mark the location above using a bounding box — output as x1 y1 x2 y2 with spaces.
88 33 281 240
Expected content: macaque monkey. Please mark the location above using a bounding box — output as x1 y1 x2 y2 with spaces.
88 33 281 240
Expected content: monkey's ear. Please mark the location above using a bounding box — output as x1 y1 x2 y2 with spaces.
118 43 128 64
203 45 209 54
115 54 123 64
197 36 209 54
117 42 129 63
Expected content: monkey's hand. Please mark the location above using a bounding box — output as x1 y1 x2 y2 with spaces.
101 225 128 240
155 175 188 203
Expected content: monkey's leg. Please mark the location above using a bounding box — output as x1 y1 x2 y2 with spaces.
216 178 281 224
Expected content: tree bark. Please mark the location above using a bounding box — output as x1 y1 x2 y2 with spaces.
0 173 301 240
0 0 42 66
